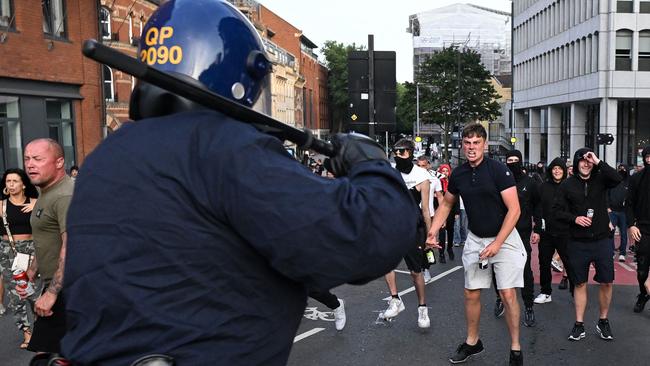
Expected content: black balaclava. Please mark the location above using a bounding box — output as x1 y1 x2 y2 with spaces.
643 146 650 167
394 155 414 174
505 149 524 179
618 164 628 179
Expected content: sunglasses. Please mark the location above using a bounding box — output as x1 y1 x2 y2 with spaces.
393 148 409 154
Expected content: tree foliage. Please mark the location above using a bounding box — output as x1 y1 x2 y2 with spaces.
415 46 502 161
321 41 364 133
396 82 416 133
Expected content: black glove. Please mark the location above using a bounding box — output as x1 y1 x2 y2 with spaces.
324 133 387 177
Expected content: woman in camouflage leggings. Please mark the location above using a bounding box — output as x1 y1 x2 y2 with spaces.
1 168 39 349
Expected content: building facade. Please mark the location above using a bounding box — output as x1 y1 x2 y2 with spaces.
99 0 159 132
512 0 650 167
408 4 512 78
0 0 103 171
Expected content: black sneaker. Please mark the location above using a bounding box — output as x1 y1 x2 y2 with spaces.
440 252 446 264
494 298 505 318
633 294 650 313
448 249 455 261
523 307 536 327
558 277 568 290
568 322 586 341
596 319 614 340
509 350 523 366
449 340 484 364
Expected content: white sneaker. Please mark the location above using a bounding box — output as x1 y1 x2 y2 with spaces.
333 298 346 331
423 269 432 283
0 304 5 316
418 306 430 328
383 297 405 319
533 293 552 304
618 255 626 262
551 259 563 272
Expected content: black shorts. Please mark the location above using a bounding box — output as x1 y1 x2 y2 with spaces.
27 289 66 353
403 244 425 273
566 238 614 285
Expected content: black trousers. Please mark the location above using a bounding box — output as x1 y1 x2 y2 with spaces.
438 214 456 254
494 229 534 308
539 232 574 295
309 290 340 310
636 232 650 296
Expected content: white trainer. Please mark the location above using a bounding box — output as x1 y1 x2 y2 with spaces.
618 255 626 262
551 259 563 272
418 306 430 328
333 298 346 331
0 304 5 316
533 293 552 304
383 297 405 319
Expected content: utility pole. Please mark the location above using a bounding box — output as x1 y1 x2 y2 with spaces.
368 34 375 139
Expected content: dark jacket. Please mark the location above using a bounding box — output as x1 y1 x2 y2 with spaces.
553 148 622 241
626 146 650 232
607 177 628 211
62 110 419 366
513 172 541 234
535 157 569 237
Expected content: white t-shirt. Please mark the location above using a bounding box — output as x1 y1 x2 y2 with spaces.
400 165 431 190
427 174 443 215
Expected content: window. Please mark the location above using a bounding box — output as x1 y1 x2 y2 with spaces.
0 0 14 30
46 99 75 170
0 95 22 171
100 7 111 40
42 0 66 39
639 31 650 71
103 66 114 101
642 0 650 13
617 1 633 13
616 30 633 71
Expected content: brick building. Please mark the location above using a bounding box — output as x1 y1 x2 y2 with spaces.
99 0 159 132
0 0 103 170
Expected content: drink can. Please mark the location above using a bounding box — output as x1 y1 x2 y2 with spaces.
12 269 35 297
426 249 436 264
586 209 594 218
479 258 489 270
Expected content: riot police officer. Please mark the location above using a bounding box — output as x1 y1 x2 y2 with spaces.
61 1 420 365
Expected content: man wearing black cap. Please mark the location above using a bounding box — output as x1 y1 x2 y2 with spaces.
492 150 540 327
554 148 621 341
627 146 650 313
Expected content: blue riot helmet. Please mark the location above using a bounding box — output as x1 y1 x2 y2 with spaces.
129 0 272 120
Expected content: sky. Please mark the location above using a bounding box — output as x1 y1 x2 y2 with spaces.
259 1 512 82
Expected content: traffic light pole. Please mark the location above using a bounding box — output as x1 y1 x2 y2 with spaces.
368 34 375 139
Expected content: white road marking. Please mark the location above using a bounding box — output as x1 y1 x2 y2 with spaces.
293 327 325 343
383 266 463 301
394 270 411 275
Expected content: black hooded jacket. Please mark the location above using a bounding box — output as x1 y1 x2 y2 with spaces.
626 146 650 232
505 150 541 234
553 148 622 241
535 157 569 237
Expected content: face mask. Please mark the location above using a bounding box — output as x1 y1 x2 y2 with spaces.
507 162 523 177
394 156 414 174
619 169 627 178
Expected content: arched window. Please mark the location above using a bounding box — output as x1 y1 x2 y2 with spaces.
100 7 111 40
616 29 633 71
103 65 114 101
639 30 650 71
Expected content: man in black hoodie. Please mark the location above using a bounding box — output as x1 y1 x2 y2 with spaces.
493 150 540 327
534 158 574 304
608 164 630 262
554 148 622 342
627 146 650 313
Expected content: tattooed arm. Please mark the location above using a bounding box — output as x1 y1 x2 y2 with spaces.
46 232 66 295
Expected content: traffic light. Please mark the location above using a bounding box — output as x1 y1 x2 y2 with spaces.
596 133 614 145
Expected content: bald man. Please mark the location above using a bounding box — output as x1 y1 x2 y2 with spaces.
17 138 73 353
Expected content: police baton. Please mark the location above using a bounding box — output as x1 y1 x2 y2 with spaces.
82 39 336 157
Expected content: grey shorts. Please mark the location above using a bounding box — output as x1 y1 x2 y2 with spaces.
462 230 527 290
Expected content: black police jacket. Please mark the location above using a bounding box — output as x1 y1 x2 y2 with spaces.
553 161 622 241
62 110 419 366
